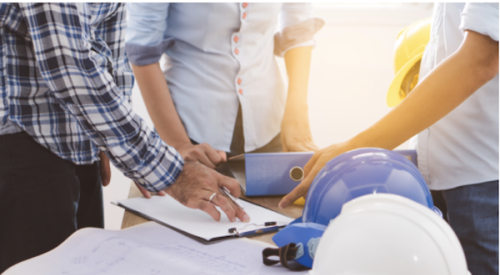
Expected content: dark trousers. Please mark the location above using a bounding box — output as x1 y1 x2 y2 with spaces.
443 180 499 275
228 103 283 156
0 132 104 273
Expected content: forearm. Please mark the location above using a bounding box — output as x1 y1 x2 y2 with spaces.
283 46 313 109
352 31 499 150
281 46 317 151
132 63 191 148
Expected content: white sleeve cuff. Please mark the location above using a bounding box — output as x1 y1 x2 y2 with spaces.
460 3 499 42
274 18 325 57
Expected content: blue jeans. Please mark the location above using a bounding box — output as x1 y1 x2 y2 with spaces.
443 180 498 275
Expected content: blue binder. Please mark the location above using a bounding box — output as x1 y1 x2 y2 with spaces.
226 152 314 196
225 150 418 197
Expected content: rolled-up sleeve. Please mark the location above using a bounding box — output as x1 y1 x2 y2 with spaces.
460 3 499 42
126 3 174 66
274 3 325 57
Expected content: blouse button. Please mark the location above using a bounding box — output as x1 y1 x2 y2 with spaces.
238 89 243 95
242 12 247 19
234 48 239 55
237 78 242 85
242 3 248 8
234 36 239 43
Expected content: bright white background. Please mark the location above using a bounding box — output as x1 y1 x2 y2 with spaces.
103 3 434 230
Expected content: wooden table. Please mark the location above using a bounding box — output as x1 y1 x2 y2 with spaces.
121 183 304 245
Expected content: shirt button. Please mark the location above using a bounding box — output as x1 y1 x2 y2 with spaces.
234 36 239 43
242 3 248 8
237 78 242 85
239 89 243 95
234 48 239 55
242 12 247 19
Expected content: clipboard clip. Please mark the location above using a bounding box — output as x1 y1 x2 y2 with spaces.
228 222 278 237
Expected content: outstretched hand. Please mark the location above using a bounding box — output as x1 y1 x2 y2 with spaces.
279 141 353 209
166 161 250 223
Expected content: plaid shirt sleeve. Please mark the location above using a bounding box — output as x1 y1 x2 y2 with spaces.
18 3 184 192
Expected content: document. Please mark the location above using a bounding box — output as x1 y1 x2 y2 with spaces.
4 222 307 275
114 195 294 242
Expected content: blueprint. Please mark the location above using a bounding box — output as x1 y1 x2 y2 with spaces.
4 222 306 275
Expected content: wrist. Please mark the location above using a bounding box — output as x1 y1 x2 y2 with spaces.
174 141 195 154
286 89 308 104
350 127 391 151
349 131 371 150
283 100 309 118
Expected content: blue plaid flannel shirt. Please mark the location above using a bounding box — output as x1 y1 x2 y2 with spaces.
0 3 184 192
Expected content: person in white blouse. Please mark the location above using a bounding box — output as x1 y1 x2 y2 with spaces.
126 3 324 193
281 3 498 274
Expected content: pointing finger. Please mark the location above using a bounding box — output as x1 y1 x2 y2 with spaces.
303 151 322 177
212 194 237 222
279 166 319 209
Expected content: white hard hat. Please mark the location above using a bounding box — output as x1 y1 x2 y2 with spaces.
310 194 470 275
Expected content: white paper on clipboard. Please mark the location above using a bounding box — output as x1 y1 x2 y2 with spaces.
114 195 293 242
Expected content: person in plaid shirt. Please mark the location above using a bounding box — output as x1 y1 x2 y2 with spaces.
0 3 248 272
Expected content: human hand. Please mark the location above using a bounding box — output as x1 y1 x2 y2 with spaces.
135 181 167 199
165 161 250 222
279 141 353 209
281 107 318 152
99 151 111 187
177 143 227 169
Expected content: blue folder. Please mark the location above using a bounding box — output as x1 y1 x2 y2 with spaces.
226 152 314 196
225 150 418 197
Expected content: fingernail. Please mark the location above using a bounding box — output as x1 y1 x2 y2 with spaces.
231 217 236 222
278 202 285 209
242 214 250 223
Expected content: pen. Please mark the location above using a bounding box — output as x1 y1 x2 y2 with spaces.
228 222 279 235
220 186 245 210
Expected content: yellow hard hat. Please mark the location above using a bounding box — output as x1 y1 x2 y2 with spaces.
386 18 431 107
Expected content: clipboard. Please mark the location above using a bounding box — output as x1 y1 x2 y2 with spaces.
113 195 294 243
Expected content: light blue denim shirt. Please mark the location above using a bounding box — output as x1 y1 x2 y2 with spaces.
126 3 323 152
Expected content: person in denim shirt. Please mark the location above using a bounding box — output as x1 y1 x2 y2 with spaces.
126 3 324 184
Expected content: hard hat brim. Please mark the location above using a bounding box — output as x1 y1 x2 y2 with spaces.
386 52 423 107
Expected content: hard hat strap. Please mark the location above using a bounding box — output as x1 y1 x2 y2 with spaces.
262 243 310 271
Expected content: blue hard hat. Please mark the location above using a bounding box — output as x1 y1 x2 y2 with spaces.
271 148 441 269
303 148 439 225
